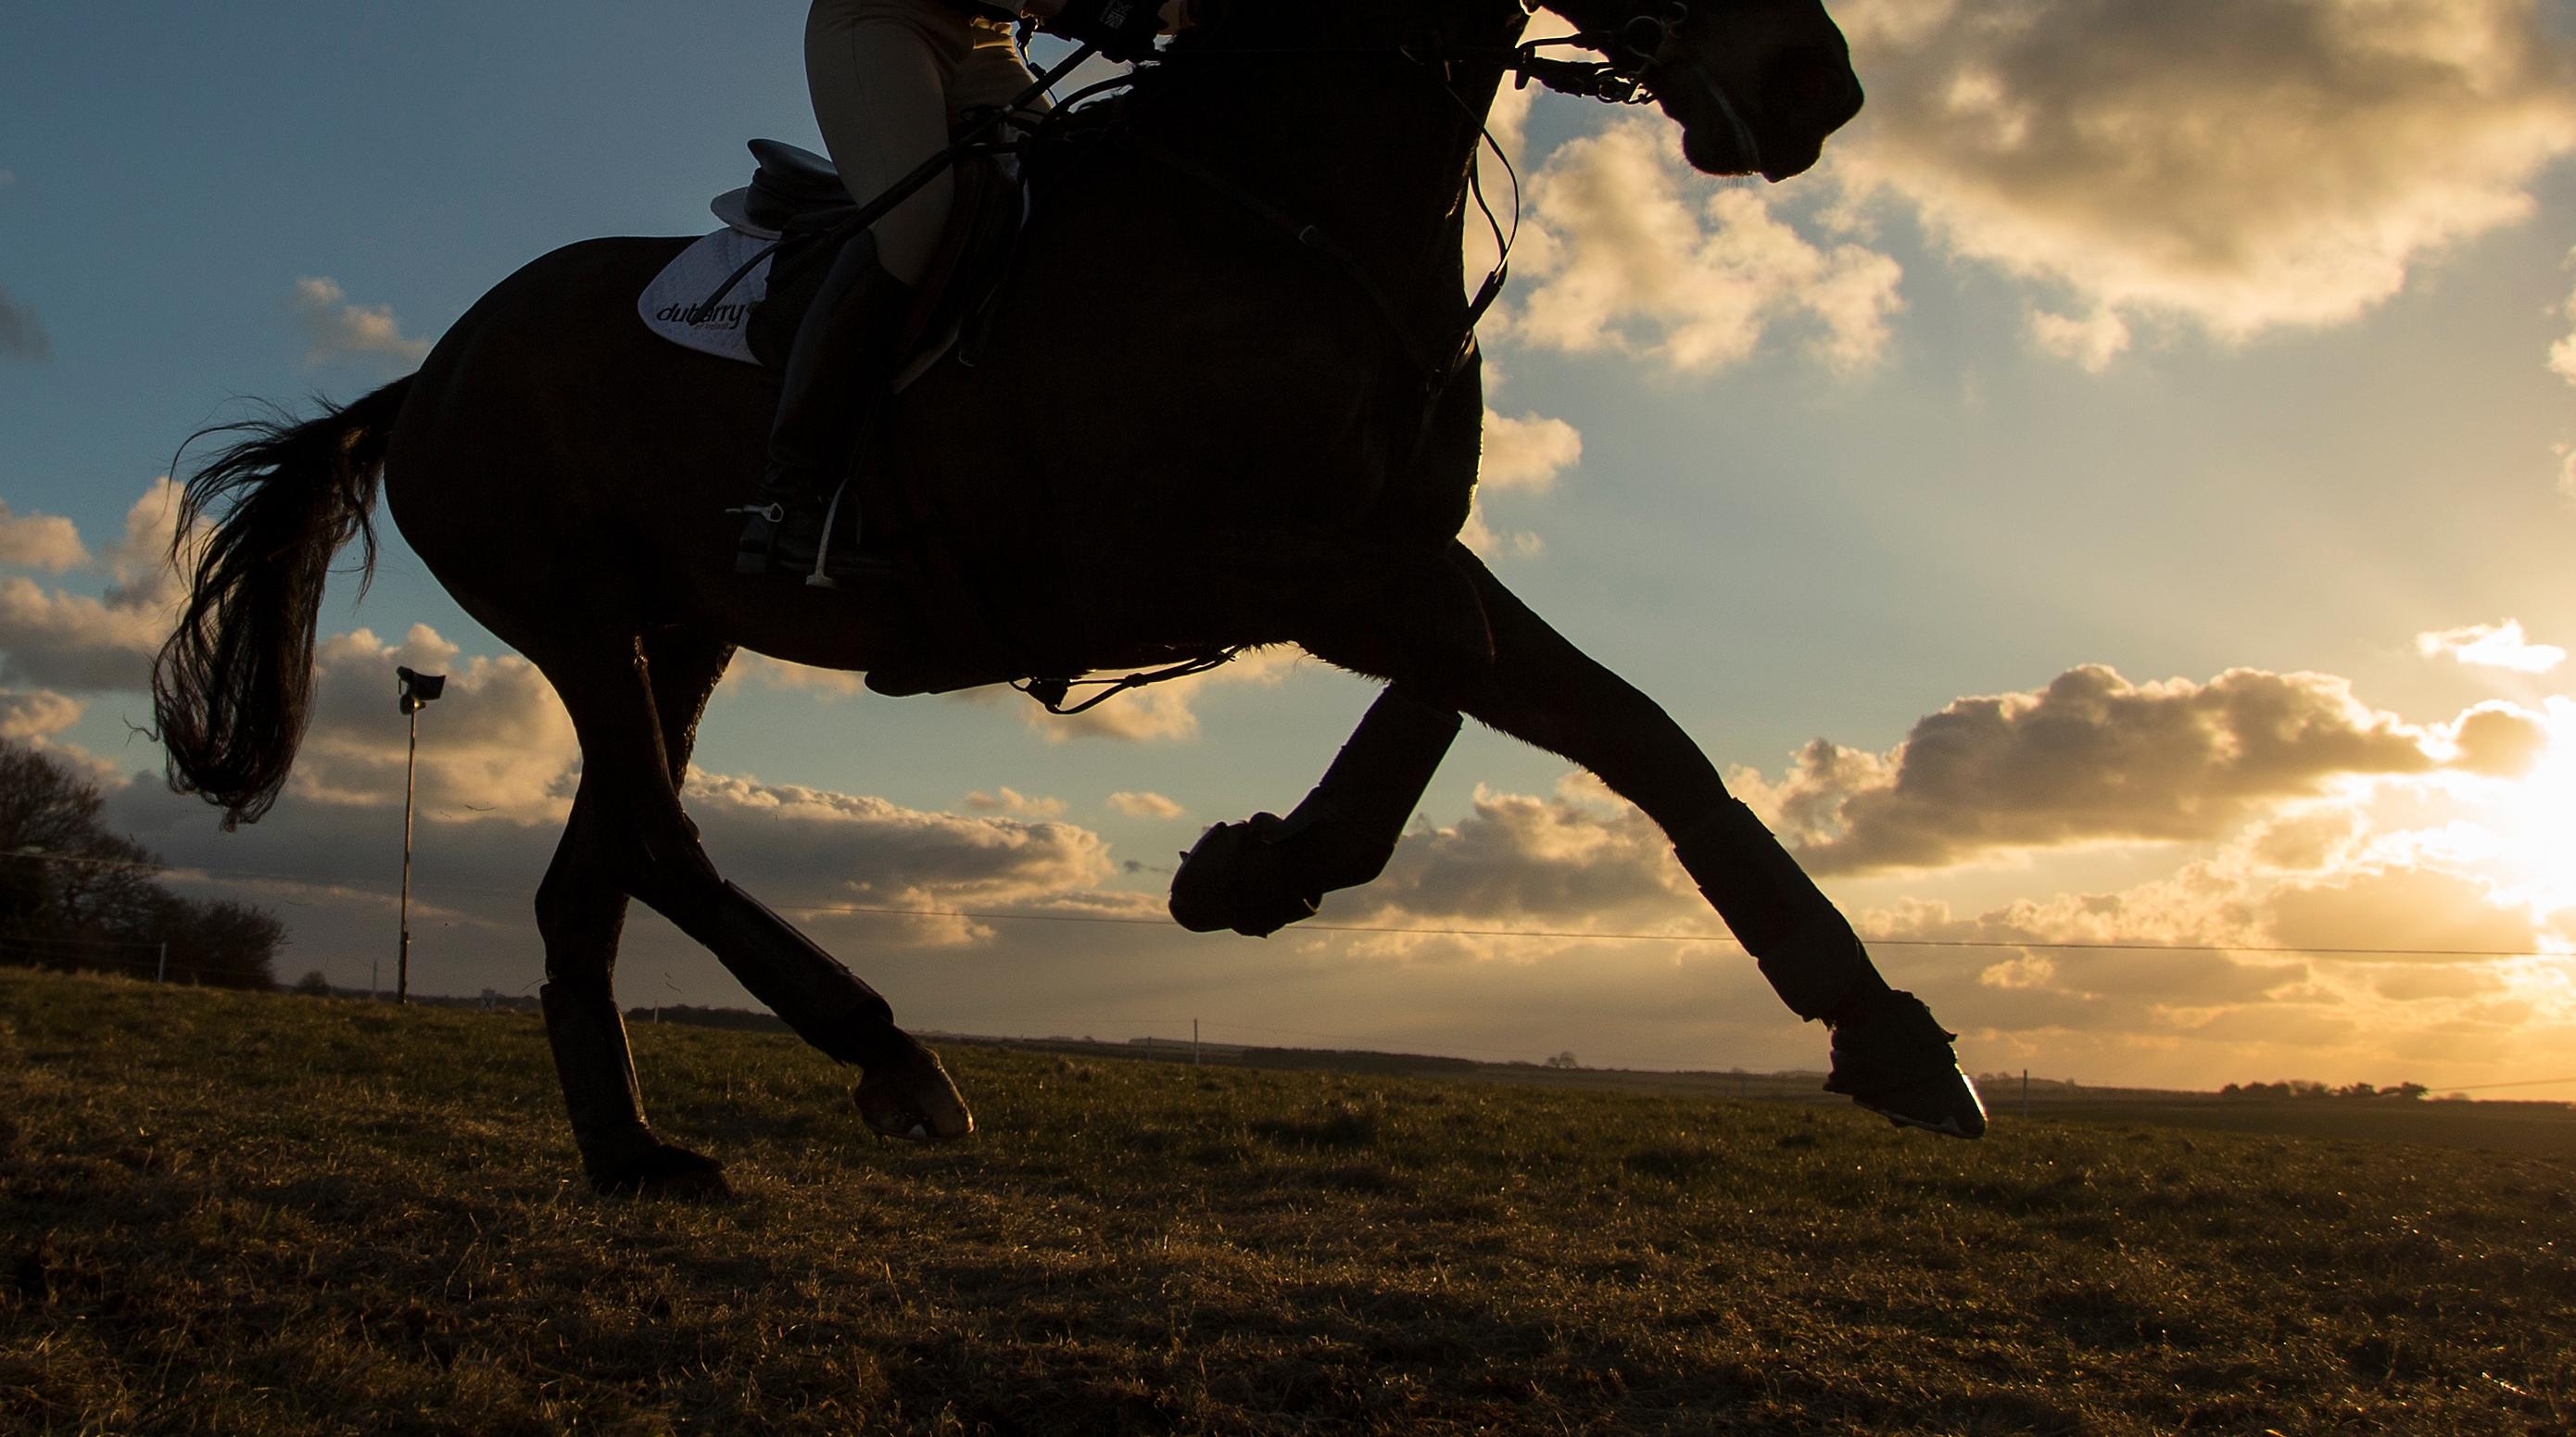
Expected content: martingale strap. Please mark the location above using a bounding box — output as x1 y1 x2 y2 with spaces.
1105 126 1506 492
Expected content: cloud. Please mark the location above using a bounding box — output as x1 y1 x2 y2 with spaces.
2027 308 2130 373
2416 619 2566 674
2555 251 2576 384
1108 790 1184 820
1480 410 1582 493
732 653 870 698
1852 818 2562 1083
0 687 82 742
1874 854 2274 965
0 501 86 571
293 625 580 822
116 611 1145 962
1829 0 2576 348
112 725 1143 975
290 276 435 369
0 285 47 362
0 479 196 695
2442 703 2551 777
1506 118 1904 373
2264 865 2541 961
1457 509 1546 561
966 787 1065 820
104 478 184 592
686 771 1113 903
1736 664 2442 874
2248 809 2364 873
1326 774 1707 959
2552 253 2576 384
0 574 168 691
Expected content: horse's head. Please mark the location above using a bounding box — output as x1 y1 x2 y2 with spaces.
1570 0 1862 181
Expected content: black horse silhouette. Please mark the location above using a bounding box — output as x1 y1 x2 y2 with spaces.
154 0 1981 1195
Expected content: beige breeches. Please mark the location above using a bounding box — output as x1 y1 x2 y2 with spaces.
806 0 1044 284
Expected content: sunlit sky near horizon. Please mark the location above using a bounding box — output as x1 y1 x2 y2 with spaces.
7 0 2576 1097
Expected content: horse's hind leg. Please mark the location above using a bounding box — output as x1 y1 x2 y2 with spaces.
1304 545 1986 1138
537 628 736 1195
530 630 973 1154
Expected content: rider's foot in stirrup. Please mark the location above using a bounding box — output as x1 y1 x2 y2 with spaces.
1822 989 1988 1138
732 498 811 576
732 498 894 586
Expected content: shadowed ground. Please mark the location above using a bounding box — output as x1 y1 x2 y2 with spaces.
3 970 2570 1434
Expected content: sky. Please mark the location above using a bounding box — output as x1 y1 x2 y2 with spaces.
7 0 2576 1097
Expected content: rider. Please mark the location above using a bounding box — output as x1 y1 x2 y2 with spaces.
736 0 1187 580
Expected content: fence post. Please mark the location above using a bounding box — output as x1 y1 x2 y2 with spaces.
156 941 168 984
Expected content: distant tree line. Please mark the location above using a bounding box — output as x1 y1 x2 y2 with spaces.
2220 1079 2431 1102
0 739 285 990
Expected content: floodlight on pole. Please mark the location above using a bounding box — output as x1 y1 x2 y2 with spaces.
396 666 446 1005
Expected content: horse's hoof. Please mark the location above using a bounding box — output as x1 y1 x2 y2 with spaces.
853 1044 975 1145
587 1138 733 1198
1823 990 1989 1140
1168 813 1321 938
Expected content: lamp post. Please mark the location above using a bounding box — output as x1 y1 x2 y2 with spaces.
396 665 446 1004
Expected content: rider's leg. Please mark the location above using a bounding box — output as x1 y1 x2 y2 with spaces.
732 233 919 580
736 3 969 580
806 0 971 284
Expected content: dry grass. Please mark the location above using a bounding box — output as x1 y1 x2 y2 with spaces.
3 969 2570 1434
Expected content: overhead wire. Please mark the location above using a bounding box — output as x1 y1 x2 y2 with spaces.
8 846 2576 963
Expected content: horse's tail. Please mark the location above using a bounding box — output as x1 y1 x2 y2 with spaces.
151 377 414 829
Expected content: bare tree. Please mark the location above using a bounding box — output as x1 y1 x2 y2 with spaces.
0 740 284 988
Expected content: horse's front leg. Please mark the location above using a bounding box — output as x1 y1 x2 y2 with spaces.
1168 683 1459 937
1303 544 1986 1138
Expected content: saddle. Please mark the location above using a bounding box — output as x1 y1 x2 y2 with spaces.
639 138 1026 375
638 135 1500 703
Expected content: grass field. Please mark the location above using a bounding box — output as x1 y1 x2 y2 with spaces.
4 970 2571 1434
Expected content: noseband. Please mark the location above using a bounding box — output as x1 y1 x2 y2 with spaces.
1509 4 1762 171
1507 2 1688 104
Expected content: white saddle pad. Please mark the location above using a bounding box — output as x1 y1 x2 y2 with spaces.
638 227 774 367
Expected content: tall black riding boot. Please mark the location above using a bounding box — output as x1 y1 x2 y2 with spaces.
734 233 919 586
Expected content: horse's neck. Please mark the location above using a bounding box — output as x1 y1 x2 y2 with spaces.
1147 57 1506 302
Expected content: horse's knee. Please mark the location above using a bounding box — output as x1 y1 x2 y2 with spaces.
534 876 626 975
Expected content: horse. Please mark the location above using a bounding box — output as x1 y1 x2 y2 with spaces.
153 0 1981 1196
